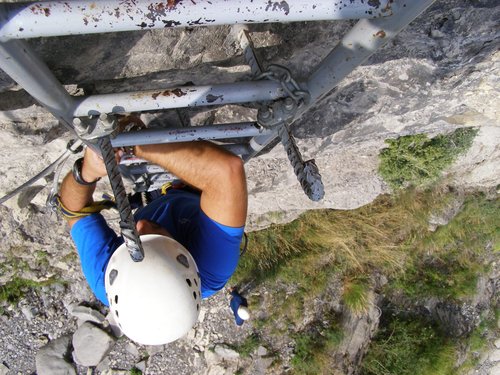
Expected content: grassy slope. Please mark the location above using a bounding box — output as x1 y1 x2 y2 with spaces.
232 128 498 374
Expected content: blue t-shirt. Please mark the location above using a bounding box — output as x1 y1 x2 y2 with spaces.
70 189 244 306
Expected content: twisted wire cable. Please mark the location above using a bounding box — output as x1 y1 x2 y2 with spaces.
98 136 144 262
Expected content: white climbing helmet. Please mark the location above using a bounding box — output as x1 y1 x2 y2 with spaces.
104 234 201 345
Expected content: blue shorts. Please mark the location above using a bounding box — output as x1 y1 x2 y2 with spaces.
71 189 244 305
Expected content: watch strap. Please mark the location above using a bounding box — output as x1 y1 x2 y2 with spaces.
72 157 100 185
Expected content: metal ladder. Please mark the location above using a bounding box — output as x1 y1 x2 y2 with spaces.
0 0 437 260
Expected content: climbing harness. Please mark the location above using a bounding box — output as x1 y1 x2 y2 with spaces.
50 194 115 220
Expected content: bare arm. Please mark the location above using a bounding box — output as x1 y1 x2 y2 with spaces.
59 147 106 228
135 142 247 227
59 142 248 229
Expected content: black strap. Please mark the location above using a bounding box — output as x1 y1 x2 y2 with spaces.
72 157 100 185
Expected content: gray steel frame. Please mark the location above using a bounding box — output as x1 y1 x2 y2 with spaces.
0 0 436 181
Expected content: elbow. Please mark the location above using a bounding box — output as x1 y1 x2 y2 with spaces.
224 155 247 189
211 154 247 194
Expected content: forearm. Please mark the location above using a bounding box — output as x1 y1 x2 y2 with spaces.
59 171 96 212
58 156 102 227
135 142 248 227
135 141 237 192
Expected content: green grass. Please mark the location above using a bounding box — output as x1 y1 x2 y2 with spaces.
129 368 142 375
232 186 497 374
392 194 499 300
230 332 261 358
0 277 55 305
291 320 344 375
342 277 371 316
379 127 478 189
361 317 456 375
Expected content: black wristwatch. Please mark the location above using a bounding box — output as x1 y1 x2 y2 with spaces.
72 157 100 185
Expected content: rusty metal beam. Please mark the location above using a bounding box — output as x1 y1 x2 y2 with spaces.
73 81 286 117
0 0 392 41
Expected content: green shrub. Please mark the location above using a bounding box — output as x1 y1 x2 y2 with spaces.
0 277 60 305
361 317 456 375
292 322 343 375
378 128 478 189
393 194 499 300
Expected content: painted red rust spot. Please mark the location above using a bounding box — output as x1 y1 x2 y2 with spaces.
163 88 186 97
167 0 182 10
374 30 386 38
30 4 51 17
151 89 187 100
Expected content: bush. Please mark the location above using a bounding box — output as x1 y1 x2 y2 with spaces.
361 317 456 375
378 128 478 189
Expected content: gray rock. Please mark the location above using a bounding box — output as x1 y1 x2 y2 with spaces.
20 306 34 321
106 311 124 338
495 339 500 350
214 345 240 360
72 322 115 367
96 356 111 373
428 196 464 231
0 363 9 375
491 362 500 375
489 349 500 363
125 342 140 357
68 303 106 325
146 345 165 356
135 360 146 373
257 345 268 357
434 302 480 337
35 335 76 375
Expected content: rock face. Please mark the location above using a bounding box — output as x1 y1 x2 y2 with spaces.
0 1 498 374
333 293 383 375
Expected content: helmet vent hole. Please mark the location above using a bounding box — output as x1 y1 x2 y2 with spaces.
197 304 200 311
192 291 197 300
194 279 198 287
115 310 119 318
115 295 119 304
109 269 118 285
177 254 189 268
186 279 192 287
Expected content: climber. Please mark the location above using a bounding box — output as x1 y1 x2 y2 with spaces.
56 141 247 345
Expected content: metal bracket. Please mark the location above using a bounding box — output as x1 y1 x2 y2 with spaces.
73 113 118 140
257 97 298 129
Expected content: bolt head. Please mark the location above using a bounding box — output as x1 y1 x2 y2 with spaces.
260 109 271 119
284 97 295 111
